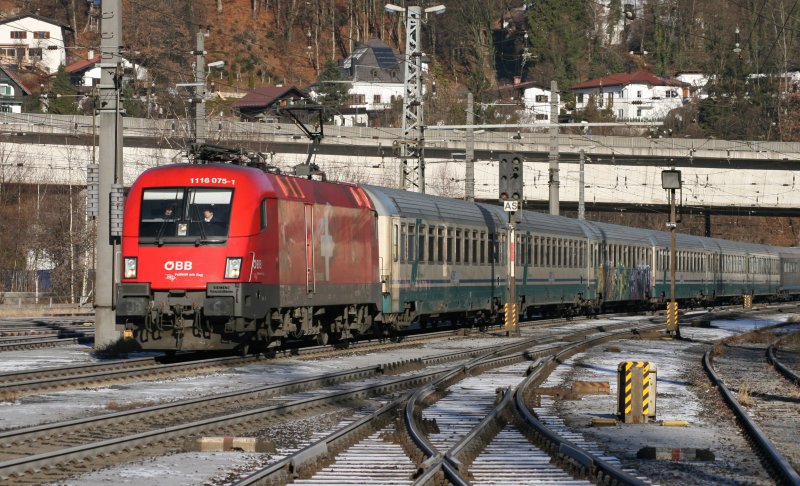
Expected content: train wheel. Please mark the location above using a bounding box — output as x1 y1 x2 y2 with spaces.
316 331 329 346
240 343 250 357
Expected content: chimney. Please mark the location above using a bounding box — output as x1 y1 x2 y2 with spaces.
88 50 94 60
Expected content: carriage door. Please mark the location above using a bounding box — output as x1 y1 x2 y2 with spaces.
305 204 315 294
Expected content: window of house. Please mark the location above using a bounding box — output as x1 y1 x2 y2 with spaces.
535 114 548 120
373 94 381 105
617 91 624 98
10 31 26 39
28 48 42 59
351 94 365 105
33 31 50 39
637 90 642 98
0 48 16 58
0 85 12 96
666 90 678 98
535 95 548 102
618 109 624 119
577 93 584 103
636 108 642 117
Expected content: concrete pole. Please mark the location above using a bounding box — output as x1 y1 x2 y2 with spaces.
548 80 559 215
94 0 123 348
465 92 475 201
194 31 207 148
578 150 585 220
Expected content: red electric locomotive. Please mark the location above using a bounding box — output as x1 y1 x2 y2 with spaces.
116 163 381 353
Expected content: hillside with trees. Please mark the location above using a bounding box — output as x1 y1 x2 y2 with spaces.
2 0 800 140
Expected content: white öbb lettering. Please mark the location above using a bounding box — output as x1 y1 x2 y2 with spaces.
164 261 193 271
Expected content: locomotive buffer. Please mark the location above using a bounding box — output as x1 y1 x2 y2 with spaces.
499 154 524 336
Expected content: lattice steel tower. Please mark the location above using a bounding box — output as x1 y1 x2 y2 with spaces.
399 5 424 192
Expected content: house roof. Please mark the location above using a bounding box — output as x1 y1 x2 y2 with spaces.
65 55 101 74
231 86 307 109
570 71 686 90
0 13 73 31
339 37 403 83
0 65 31 95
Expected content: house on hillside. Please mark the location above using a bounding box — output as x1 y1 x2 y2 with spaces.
64 52 148 92
675 71 709 99
232 85 310 122
0 13 71 74
313 37 415 127
497 79 563 125
0 64 31 113
570 71 688 121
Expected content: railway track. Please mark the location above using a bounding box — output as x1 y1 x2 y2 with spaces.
705 334 800 484
0 320 654 484
234 322 663 485
0 317 94 352
0 314 641 398
767 332 800 386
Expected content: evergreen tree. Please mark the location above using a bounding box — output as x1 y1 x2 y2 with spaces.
47 67 78 115
315 60 350 109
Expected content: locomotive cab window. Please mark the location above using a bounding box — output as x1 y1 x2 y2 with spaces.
139 187 233 242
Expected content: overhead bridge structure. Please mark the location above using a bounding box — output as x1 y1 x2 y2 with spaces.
0 113 799 214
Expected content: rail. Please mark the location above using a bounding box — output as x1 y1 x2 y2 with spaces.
703 350 800 485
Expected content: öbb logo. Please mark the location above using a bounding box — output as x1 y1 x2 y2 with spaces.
164 261 193 271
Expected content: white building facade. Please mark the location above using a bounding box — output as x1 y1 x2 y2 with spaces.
522 85 562 125
0 14 69 74
571 71 687 121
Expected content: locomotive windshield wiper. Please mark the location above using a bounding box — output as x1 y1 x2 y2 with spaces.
155 218 170 246
190 205 208 245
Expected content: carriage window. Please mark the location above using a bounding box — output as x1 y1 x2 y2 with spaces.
407 225 416 262
399 225 407 263
392 224 399 262
544 237 550 267
480 231 486 264
418 225 426 262
447 228 453 263
428 228 436 263
459 230 469 263
438 228 445 263
472 231 478 264
456 229 462 263
500 233 507 264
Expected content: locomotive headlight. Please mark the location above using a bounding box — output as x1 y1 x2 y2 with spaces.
124 257 137 279
225 257 242 279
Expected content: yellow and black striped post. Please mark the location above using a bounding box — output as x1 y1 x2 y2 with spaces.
617 361 657 423
504 303 517 332
666 301 679 335
743 294 753 309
